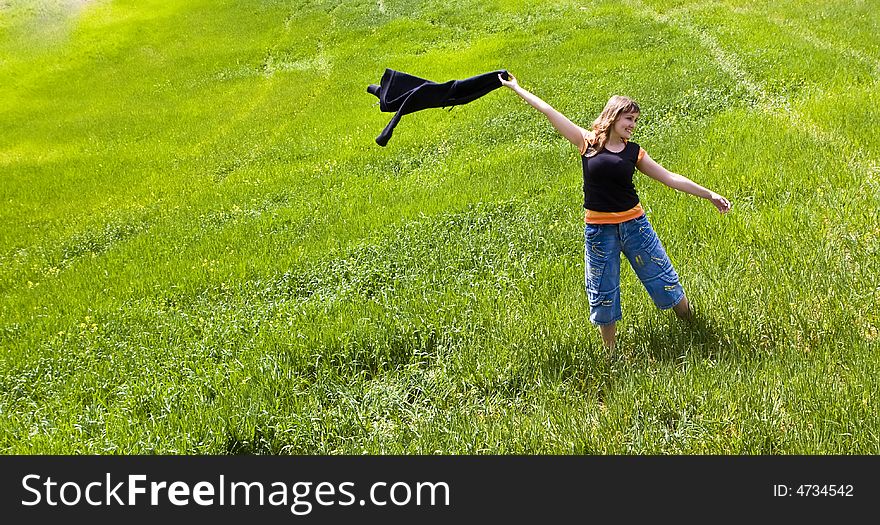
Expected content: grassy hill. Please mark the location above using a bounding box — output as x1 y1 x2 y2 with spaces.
1 0 877 453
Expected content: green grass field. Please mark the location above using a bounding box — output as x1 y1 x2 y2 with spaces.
1 0 877 453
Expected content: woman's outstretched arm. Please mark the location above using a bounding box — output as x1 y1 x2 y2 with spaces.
499 74 588 149
637 150 732 213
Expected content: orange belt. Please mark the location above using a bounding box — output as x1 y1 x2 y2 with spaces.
584 203 644 224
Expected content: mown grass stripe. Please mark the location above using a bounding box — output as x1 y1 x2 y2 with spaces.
629 0 878 180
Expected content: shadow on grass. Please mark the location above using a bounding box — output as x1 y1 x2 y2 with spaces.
506 314 757 404
627 312 760 363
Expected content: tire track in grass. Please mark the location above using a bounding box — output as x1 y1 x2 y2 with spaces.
658 0 880 77
182 6 333 178
723 3 880 187
626 0 878 183
186 5 338 182
760 12 880 78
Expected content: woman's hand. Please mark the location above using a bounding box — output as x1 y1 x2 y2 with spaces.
708 191 732 214
499 73 518 89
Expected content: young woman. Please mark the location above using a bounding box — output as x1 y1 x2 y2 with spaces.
498 74 731 350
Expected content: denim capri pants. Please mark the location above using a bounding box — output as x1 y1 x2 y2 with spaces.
584 214 684 325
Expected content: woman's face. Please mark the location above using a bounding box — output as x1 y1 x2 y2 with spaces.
613 112 639 141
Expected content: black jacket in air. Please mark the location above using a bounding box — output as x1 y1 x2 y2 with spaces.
367 68 510 146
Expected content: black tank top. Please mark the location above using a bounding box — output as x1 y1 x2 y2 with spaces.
581 141 641 212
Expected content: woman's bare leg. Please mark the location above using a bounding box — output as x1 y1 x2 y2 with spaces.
673 294 693 320
599 322 616 350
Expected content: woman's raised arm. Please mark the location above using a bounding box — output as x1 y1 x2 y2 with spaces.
499 74 587 150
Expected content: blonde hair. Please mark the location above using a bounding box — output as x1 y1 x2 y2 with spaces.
585 95 640 157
